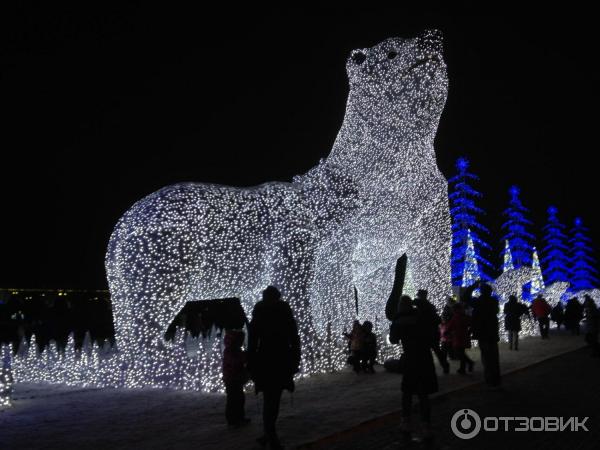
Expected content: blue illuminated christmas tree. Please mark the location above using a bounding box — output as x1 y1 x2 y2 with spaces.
541 206 570 284
501 186 534 268
568 217 599 291
449 157 492 286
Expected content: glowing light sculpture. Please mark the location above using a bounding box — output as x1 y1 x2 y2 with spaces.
492 266 538 337
541 206 570 284
492 266 536 302
449 157 492 285
14 31 452 391
568 217 599 291
541 281 570 306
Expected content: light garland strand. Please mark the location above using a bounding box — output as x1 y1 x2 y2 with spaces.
1 344 13 408
15 30 453 391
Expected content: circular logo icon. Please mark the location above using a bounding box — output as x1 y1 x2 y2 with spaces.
451 409 481 439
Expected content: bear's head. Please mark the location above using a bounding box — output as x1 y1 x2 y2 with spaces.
346 29 448 136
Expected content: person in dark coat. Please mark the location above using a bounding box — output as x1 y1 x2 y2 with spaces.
248 286 301 450
395 295 438 442
222 329 250 426
503 295 529 350
445 302 474 374
550 302 564 329
470 282 501 387
531 295 552 339
414 289 450 375
565 297 584 335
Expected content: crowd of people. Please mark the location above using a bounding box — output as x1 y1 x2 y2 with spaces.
221 283 599 449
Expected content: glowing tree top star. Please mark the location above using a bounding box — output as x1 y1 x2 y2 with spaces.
542 206 570 284
449 156 492 286
569 217 599 291
501 186 534 269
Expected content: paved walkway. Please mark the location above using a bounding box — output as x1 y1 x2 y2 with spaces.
0 330 586 449
301 345 599 450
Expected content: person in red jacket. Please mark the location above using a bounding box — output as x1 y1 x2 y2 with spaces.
222 329 250 427
531 295 552 339
445 303 474 374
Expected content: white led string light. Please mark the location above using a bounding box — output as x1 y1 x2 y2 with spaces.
541 282 570 306
13 31 452 392
1 344 13 408
530 247 545 298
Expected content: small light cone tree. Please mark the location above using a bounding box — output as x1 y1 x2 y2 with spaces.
502 240 514 273
529 247 545 299
569 217 599 291
501 185 534 269
449 157 492 286
462 229 480 287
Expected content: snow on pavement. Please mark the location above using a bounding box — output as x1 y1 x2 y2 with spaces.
0 333 584 450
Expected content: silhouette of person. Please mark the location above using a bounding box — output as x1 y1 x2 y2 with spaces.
248 286 301 450
446 302 474 373
531 295 552 339
470 282 501 388
550 302 564 329
565 297 584 335
222 329 250 427
503 295 529 350
395 295 438 443
414 289 450 374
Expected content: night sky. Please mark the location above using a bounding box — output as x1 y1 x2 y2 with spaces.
2 6 598 289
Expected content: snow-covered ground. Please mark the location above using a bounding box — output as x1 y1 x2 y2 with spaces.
0 333 584 450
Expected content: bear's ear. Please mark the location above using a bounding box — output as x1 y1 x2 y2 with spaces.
349 49 366 66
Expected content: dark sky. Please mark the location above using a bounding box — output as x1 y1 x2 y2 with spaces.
2 6 598 289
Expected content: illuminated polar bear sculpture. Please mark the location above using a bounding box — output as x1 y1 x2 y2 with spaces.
106 30 451 381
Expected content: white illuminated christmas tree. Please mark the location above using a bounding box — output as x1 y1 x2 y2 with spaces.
462 229 481 287
530 247 545 298
502 240 514 273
